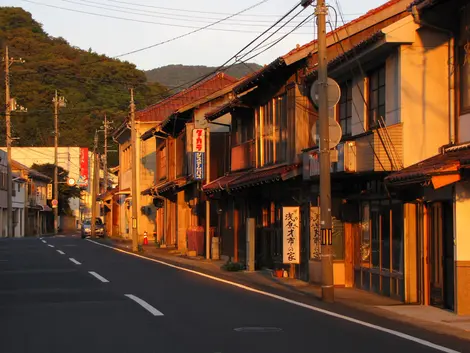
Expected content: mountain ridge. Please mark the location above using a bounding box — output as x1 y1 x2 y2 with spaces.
145 63 262 91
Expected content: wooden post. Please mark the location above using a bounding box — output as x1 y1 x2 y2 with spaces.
423 204 429 306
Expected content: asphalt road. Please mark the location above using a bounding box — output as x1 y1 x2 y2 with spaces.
0 236 468 353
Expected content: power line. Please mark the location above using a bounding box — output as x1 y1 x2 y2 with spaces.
240 13 314 64
14 0 279 78
22 0 315 34
100 0 363 18
7 2 306 121
62 0 318 27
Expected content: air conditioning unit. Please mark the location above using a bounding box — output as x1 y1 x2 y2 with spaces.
335 141 357 172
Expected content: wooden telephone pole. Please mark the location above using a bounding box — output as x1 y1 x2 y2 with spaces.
316 0 334 302
3 46 25 238
130 88 138 252
91 131 99 238
101 114 113 192
53 90 66 234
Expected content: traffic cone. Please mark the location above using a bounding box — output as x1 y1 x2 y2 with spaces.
143 232 148 245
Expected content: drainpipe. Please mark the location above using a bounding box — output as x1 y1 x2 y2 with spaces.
411 6 456 145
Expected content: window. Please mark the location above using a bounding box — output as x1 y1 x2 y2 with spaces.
0 171 5 190
338 81 352 136
368 65 386 129
275 94 288 162
459 5 470 112
175 132 186 177
332 217 344 260
157 144 167 180
256 94 290 167
121 146 132 172
232 112 254 146
358 199 404 298
361 203 371 266
263 101 274 165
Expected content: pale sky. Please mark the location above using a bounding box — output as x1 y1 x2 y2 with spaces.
3 0 388 70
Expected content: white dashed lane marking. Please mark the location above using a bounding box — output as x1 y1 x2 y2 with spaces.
125 294 164 317
69 258 81 265
88 271 109 283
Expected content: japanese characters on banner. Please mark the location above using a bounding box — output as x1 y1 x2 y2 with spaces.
282 206 300 264
192 129 206 181
77 147 89 187
46 184 53 200
310 206 321 260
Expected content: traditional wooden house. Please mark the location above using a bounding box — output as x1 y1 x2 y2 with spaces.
12 160 52 236
139 72 238 248
384 0 470 315
203 0 420 287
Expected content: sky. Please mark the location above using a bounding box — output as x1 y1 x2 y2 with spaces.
3 0 387 71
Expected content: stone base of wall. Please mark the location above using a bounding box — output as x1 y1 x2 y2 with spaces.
456 261 470 315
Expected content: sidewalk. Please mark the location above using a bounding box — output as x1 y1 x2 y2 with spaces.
103 236 470 341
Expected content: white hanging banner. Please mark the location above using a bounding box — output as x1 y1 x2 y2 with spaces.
283 206 300 264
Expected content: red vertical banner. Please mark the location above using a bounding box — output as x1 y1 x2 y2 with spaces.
78 147 89 187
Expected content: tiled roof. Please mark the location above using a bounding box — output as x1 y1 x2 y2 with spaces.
204 164 301 194
306 31 386 79
407 0 446 11
155 177 189 195
385 145 470 186
204 99 249 121
11 160 51 182
202 171 249 194
233 0 404 93
138 73 237 122
284 0 402 59
229 163 301 190
97 187 118 201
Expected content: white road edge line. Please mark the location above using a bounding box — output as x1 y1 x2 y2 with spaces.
88 271 109 283
56 250 65 255
125 294 164 316
69 258 81 265
86 239 458 353
47 244 54 248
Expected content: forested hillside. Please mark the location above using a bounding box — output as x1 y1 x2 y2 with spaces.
0 7 168 165
145 63 262 91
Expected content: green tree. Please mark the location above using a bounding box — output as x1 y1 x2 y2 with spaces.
31 163 81 216
0 7 169 167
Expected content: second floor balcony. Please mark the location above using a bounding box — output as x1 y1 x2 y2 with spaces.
231 140 255 172
303 123 403 179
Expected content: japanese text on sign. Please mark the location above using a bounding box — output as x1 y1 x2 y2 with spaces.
282 207 300 264
192 129 206 153
193 152 205 180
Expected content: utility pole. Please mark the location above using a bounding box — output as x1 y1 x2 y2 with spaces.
130 88 138 252
205 127 211 260
91 131 98 238
3 46 25 238
317 0 334 302
101 114 113 192
52 90 66 235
